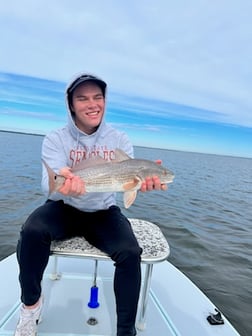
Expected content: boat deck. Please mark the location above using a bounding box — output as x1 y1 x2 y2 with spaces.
0 254 240 336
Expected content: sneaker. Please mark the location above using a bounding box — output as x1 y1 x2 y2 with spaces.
14 298 43 336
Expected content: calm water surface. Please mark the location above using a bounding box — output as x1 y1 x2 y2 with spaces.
0 131 251 336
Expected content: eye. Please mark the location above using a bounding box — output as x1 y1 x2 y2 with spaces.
95 94 103 100
78 96 87 101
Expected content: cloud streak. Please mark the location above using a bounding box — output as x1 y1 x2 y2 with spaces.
0 1 252 157
0 1 252 127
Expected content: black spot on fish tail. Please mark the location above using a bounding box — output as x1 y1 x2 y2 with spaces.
42 159 58 195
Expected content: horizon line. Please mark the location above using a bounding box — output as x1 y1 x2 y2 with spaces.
1 128 251 160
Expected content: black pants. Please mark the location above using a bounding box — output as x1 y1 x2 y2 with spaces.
17 200 141 335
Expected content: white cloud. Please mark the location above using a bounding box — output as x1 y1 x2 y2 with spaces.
0 0 252 127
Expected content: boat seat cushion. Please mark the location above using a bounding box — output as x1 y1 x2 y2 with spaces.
50 218 169 263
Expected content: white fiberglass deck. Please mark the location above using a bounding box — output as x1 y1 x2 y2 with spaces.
0 253 240 336
0 221 239 336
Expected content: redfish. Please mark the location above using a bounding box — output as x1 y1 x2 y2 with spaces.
43 149 174 208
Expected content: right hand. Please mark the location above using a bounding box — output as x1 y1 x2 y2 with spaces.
58 167 85 196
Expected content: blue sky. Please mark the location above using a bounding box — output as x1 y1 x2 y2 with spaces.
0 1 252 158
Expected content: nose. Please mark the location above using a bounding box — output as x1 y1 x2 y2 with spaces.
87 98 97 109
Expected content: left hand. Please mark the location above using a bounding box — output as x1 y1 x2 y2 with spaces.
140 176 168 192
140 159 167 192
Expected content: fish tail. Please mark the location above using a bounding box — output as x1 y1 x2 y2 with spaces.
42 159 58 195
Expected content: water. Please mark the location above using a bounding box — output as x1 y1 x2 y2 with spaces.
0 131 251 336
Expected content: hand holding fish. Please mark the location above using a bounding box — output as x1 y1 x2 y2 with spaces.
140 176 168 192
140 160 168 192
58 167 85 196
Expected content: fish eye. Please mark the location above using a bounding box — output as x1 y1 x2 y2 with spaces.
54 176 57 180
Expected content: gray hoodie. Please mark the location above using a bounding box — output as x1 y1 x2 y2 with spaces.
41 75 133 211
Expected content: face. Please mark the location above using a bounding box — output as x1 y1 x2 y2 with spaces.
71 82 105 134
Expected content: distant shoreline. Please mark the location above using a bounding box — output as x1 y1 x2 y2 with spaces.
0 129 44 138
1 129 251 160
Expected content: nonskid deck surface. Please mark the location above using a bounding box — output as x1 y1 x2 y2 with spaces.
0 257 175 336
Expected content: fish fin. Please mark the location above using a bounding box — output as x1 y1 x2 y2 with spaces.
122 177 142 191
113 149 131 162
42 159 58 195
72 149 130 170
122 177 142 208
72 156 107 171
123 190 137 209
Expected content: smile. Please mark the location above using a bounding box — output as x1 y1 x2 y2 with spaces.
87 111 99 116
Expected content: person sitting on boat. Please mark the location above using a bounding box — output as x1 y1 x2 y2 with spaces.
14 73 168 336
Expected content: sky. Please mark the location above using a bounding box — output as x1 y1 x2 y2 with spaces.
0 0 252 158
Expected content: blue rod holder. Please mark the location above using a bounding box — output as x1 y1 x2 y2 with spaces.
88 285 99 308
88 260 99 308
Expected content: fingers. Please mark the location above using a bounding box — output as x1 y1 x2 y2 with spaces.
161 183 168 191
58 167 85 196
145 159 167 191
58 175 85 196
141 176 168 192
59 167 74 179
140 176 158 192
